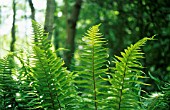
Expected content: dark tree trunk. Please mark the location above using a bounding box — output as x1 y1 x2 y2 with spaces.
10 0 16 52
28 0 38 43
44 0 56 40
28 0 35 20
53 16 59 54
64 0 83 68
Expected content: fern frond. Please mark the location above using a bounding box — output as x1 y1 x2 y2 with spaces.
11 52 42 109
0 55 18 109
107 37 153 110
30 21 77 109
74 24 109 109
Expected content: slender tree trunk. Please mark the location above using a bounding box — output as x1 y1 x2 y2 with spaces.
28 0 37 43
28 0 35 20
44 0 56 40
53 16 59 54
64 0 83 68
10 0 16 52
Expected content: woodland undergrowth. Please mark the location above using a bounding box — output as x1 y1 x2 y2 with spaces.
0 21 169 110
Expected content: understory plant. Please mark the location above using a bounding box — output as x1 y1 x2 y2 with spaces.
0 21 158 110
143 73 170 110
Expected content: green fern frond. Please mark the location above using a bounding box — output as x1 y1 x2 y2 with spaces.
146 73 170 110
0 55 18 109
11 52 42 109
30 21 77 109
107 37 153 110
74 24 109 109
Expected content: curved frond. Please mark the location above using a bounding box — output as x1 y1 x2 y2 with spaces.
29 21 77 109
0 55 18 109
107 37 153 110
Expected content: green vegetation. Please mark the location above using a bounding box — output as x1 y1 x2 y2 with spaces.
1 21 169 110
0 0 169 109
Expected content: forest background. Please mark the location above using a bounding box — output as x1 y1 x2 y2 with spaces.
0 0 170 93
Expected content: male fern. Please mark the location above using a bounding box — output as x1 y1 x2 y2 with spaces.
107 37 153 110
0 55 18 109
0 22 155 110
28 21 77 109
74 24 109 109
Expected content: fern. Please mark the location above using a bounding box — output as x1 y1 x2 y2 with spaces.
74 24 109 109
0 22 156 109
145 73 170 110
26 21 77 109
106 37 153 109
0 55 18 109
12 52 42 109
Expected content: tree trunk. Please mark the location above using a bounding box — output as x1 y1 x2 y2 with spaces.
64 0 83 68
28 0 35 20
53 16 59 54
28 0 38 43
44 0 56 40
10 0 16 52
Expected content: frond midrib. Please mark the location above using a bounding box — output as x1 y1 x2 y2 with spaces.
92 28 98 110
118 57 128 110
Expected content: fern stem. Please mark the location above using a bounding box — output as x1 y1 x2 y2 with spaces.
92 42 97 110
54 92 62 110
118 62 128 110
35 49 55 109
46 80 55 109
